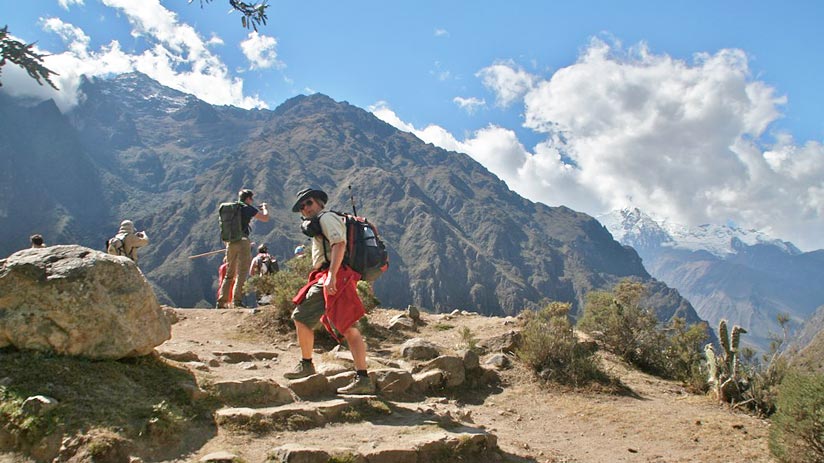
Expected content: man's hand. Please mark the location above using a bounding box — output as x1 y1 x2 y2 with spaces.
324 273 338 295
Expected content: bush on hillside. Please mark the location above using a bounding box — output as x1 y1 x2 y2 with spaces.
735 318 790 416
245 256 380 323
244 256 313 321
517 300 605 386
578 279 709 383
665 317 710 392
577 280 670 376
769 371 824 463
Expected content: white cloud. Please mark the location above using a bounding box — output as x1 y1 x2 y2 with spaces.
477 60 536 107
240 31 281 70
434 28 449 37
2 1 268 111
375 39 824 250
453 96 486 114
58 0 84 10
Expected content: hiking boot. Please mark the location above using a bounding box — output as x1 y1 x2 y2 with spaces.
283 361 315 380
215 302 228 309
336 375 375 395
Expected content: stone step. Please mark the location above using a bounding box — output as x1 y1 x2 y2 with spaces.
268 428 501 463
211 377 295 407
214 396 377 432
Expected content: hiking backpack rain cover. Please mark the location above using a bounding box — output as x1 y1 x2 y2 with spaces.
218 202 244 243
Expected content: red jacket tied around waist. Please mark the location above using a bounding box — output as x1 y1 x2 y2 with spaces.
292 266 364 342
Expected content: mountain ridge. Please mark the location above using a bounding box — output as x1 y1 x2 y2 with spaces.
600 207 824 351
1 72 703 326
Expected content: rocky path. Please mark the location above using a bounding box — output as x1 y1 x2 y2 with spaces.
149 308 773 463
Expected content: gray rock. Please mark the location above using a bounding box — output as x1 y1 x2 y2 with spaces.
200 451 238 462
162 306 180 324
485 353 512 369
373 368 414 398
478 330 522 354
400 338 441 360
187 361 210 371
0 377 11 387
159 350 200 362
416 356 465 388
406 304 421 322
213 377 295 407
0 245 170 359
413 369 445 392
269 443 330 463
212 351 254 363
388 314 415 331
288 373 330 399
460 349 480 371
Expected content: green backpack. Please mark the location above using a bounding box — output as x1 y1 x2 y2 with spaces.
218 202 244 242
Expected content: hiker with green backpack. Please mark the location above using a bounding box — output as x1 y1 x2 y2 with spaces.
216 189 269 309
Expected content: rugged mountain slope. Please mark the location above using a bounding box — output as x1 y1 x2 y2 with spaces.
601 208 824 351
1 73 702 324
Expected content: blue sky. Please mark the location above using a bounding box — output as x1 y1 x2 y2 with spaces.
3 1 824 250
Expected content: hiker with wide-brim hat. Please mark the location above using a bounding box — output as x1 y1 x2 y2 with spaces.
284 187 375 395
291 188 328 212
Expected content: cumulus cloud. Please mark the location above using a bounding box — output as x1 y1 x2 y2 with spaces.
477 60 536 107
378 39 824 250
434 28 449 37
453 96 486 114
2 0 267 111
240 31 281 70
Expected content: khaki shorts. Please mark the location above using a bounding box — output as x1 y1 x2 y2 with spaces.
292 281 325 327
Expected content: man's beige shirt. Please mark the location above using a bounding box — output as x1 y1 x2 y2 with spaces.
311 211 346 269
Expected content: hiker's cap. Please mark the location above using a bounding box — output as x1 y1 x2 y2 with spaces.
291 188 328 212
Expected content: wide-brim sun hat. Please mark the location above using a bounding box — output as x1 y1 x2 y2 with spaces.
291 188 328 212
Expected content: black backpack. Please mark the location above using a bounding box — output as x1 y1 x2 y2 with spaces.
218 202 244 242
303 211 389 281
259 254 279 275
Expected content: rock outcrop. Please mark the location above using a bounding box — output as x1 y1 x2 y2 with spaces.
0 245 170 359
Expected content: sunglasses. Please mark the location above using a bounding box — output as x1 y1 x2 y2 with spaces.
299 199 314 210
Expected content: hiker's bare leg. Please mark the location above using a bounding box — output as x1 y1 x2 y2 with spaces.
343 326 367 371
295 320 315 359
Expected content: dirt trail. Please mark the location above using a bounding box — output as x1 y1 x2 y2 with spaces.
151 307 773 463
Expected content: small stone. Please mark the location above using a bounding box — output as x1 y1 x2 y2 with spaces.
0 377 12 387
200 450 238 462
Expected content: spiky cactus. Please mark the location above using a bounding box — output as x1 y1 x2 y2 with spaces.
705 319 748 403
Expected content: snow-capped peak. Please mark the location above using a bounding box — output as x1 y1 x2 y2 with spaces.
598 208 801 257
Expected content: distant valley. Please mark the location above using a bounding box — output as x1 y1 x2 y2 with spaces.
600 208 824 352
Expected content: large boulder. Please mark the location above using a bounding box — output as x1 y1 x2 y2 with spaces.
0 245 171 359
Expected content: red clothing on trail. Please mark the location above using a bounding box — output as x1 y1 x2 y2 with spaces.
292 266 364 342
217 263 233 302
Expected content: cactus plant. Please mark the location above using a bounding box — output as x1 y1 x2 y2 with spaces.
704 319 748 403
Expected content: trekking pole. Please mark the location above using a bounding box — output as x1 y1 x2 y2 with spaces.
348 184 358 216
188 249 226 259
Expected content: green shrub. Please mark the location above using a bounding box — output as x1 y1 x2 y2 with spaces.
665 317 709 392
769 371 824 463
244 256 314 321
578 280 669 376
357 280 380 312
517 301 604 386
736 326 789 416
458 326 480 353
